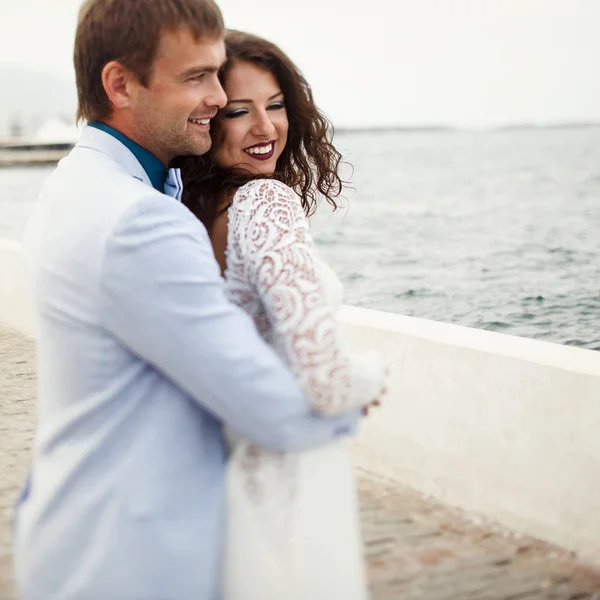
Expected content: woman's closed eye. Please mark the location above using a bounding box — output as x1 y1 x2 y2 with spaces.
223 108 249 119
223 102 285 119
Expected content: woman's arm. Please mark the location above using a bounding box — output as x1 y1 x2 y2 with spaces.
233 179 386 416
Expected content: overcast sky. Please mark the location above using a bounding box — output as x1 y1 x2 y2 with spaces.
1 0 600 128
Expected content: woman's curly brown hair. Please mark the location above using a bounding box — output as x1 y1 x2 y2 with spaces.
173 29 346 233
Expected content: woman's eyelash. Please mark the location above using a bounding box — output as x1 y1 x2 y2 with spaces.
224 109 248 119
223 102 285 119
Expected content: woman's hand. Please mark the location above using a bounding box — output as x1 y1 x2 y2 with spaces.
362 366 389 416
362 399 381 417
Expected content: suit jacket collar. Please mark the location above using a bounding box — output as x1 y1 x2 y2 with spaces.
75 125 153 188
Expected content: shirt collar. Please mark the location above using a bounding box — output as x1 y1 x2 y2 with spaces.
88 121 167 192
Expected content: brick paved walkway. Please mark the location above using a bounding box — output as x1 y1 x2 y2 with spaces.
1 326 600 599
0 328 35 600
358 471 600 599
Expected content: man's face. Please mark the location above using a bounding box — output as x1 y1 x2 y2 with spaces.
129 28 227 165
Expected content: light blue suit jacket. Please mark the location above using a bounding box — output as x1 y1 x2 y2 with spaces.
14 126 359 600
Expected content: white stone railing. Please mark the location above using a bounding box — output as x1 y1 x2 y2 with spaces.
342 304 600 561
1 238 599 561
0 239 34 335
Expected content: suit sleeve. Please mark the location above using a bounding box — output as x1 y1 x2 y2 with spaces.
99 194 360 452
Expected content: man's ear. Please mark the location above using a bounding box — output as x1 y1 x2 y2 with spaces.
101 61 134 110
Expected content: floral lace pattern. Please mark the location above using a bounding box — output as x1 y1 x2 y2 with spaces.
225 179 353 415
224 179 375 557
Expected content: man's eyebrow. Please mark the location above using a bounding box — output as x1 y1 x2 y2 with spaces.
227 91 284 105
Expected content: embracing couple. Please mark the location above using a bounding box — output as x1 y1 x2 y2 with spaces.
13 0 387 598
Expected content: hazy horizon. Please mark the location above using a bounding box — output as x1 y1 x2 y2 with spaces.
2 0 600 132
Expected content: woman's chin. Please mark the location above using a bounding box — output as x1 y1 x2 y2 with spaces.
233 161 276 177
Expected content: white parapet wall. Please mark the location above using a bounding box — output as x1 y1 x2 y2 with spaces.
1 238 600 560
341 305 600 561
0 239 34 336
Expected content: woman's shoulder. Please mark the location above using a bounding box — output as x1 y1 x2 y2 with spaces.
234 178 298 206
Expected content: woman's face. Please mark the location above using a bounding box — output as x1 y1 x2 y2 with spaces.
213 60 289 175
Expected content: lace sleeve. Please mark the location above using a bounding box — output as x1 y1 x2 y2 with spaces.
231 179 384 416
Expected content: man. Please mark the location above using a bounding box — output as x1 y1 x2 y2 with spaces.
13 1 363 598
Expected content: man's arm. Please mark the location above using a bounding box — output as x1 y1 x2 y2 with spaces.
99 194 360 452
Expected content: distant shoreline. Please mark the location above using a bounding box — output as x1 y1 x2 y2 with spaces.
492 122 600 132
334 122 600 134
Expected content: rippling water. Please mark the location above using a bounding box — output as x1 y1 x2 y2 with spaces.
1 128 599 350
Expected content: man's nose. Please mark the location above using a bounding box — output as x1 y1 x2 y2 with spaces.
205 78 228 110
251 111 276 138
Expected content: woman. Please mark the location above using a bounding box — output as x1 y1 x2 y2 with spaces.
176 30 386 600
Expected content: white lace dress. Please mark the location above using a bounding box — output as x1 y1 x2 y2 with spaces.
222 179 385 600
